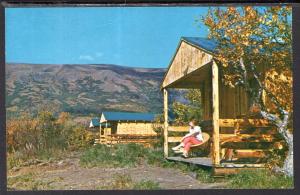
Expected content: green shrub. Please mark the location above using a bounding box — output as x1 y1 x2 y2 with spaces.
7 111 93 169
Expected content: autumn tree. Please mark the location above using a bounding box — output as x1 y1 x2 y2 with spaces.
202 6 293 176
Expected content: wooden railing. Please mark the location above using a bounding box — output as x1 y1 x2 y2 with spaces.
219 118 271 128
167 119 275 143
99 134 158 146
165 118 282 167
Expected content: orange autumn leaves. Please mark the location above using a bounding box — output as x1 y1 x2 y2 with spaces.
6 112 94 153
202 6 292 114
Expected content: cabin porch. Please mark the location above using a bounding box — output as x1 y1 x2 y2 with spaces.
161 53 281 175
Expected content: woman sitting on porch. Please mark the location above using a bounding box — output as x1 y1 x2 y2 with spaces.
172 119 203 158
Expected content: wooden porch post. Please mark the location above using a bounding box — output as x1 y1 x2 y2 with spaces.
99 123 102 143
212 60 220 165
163 88 169 158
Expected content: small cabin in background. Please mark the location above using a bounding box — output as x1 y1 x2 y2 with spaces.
94 111 158 146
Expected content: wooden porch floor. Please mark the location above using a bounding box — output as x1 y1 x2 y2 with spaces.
166 156 266 168
166 157 213 168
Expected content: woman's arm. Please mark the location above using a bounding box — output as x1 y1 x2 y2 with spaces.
181 131 199 141
181 128 201 141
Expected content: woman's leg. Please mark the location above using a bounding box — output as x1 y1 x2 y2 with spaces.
189 137 202 145
172 139 186 150
183 137 202 156
172 143 184 150
172 136 193 151
183 136 193 145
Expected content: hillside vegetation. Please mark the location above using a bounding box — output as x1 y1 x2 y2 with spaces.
6 63 168 117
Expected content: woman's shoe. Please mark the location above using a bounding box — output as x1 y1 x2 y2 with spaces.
172 145 182 151
174 148 184 154
181 152 189 158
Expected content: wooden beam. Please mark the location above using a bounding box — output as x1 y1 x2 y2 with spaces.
233 149 268 158
168 136 182 143
221 141 283 149
212 60 220 166
219 119 271 128
220 133 279 143
213 167 266 176
168 126 189 132
163 88 169 157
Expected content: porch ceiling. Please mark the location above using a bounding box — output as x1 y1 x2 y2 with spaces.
163 62 212 89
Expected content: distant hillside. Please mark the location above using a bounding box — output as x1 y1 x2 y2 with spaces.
6 63 184 117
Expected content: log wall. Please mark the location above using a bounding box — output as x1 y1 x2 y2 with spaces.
116 122 157 135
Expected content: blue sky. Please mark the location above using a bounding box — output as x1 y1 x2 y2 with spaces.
5 7 210 68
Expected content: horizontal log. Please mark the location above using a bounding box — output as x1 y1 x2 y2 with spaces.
220 134 278 143
239 127 278 135
213 167 266 176
219 119 271 128
169 134 280 144
168 126 189 132
168 136 182 143
221 156 268 163
111 140 158 143
221 141 283 149
108 137 158 141
108 134 158 138
220 163 266 168
234 149 269 158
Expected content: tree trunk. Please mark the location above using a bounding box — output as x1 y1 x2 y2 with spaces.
282 132 293 177
237 59 293 177
261 111 293 177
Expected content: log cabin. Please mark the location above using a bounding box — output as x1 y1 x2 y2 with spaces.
95 111 158 145
161 37 284 175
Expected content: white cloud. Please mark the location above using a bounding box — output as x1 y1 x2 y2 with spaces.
79 52 104 62
79 55 94 61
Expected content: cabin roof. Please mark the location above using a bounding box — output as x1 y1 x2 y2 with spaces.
181 37 218 54
101 111 157 122
89 117 100 127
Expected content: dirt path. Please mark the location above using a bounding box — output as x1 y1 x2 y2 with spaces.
8 153 226 190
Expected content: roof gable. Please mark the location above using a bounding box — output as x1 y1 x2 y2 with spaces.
90 117 100 127
161 37 215 89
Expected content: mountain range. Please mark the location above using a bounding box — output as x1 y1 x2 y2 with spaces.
6 63 184 117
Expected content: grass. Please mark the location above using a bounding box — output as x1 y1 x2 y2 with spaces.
80 143 294 189
98 173 161 190
9 143 293 190
226 169 294 189
7 148 67 170
80 143 173 168
7 173 62 190
133 180 161 190
80 143 216 184
80 143 147 167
